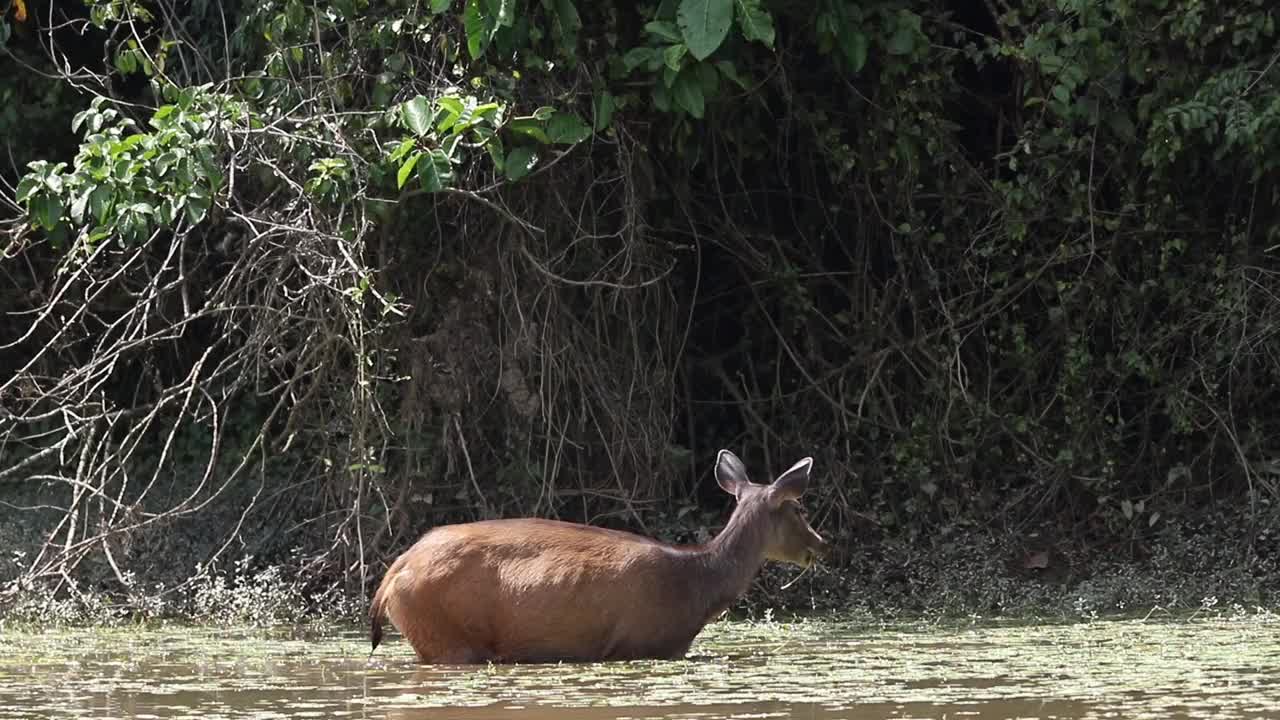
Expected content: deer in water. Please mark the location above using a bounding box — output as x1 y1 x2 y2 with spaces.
368 449 830 664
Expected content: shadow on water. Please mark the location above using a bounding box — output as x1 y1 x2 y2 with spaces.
1 614 1277 719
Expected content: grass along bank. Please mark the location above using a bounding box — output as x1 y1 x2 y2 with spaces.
2 499 1276 630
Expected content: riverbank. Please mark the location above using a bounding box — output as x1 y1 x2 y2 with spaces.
2 498 1275 629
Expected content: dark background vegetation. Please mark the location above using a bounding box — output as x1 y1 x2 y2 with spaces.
1 0 1278 622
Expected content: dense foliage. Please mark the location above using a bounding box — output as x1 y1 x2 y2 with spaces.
2 0 1278 611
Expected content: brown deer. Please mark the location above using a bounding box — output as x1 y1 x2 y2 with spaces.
368 449 830 664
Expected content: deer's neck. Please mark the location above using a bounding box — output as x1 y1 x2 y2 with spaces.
692 506 769 620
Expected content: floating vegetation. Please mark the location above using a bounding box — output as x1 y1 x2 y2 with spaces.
1 613 1277 719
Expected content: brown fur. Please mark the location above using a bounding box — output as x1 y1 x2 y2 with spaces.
368 450 829 664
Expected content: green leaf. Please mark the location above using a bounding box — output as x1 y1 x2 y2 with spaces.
437 96 466 117
715 60 748 89
546 112 592 144
622 46 659 72
485 133 506 170
403 96 434 136
157 200 176 227
493 0 514 27
592 91 616 131
119 133 148 152
155 150 176 177
1052 84 1070 104
37 167 65 194
15 175 39 203
473 102 502 121
118 214 136 242
507 117 551 143
546 0 581 50
445 131 465 159
114 49 138 75
734 0 775 48
70 189 90 223
33 195 64 231
430 0 452 13
471 126 496 151
672 68 705 118
464 0 498 59
286 0 305 29
652 80 672 112
694 62 720 97
677 0 732 61
1039 53 1064 74
186 189 211 224
89 186 113 223
507 118 551 143
72 109 92 134
886 26 915 56
1106 110 1137 142
452 99 482 133
505 146 537 181
389 137 416 163
841 30 868 71
664 43 688 71
436 96 465 132
644 21 683 43
398 151 423 189
662 65 679 88
417 149 451 192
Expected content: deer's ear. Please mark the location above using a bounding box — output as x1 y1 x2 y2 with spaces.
715 449 750 497
770 457 813 504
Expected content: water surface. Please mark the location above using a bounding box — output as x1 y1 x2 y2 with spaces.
1 613 1277 718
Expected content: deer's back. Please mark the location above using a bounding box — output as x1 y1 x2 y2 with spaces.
382 518 706 661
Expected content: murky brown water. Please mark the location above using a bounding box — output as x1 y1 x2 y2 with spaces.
1 614 1277 719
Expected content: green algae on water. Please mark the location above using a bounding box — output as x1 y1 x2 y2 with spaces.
0 613 1277 719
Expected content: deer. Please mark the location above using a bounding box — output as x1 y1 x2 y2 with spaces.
368 449 830 664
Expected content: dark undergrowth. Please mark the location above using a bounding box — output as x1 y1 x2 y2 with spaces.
1 489 1275 629
3 0 1279 624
